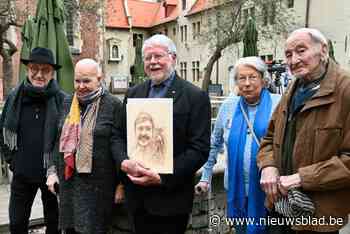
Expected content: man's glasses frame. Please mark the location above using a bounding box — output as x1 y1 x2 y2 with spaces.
143 52 172 63
28 64 54 75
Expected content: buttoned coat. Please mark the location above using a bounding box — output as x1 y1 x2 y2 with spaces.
257 60 350 232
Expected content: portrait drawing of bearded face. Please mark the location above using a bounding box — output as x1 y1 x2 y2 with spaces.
135 118 154 148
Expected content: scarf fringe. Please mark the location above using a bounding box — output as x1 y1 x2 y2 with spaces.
46 165 57 177
3 129 53 170
3 128 18 151
43 152 53 169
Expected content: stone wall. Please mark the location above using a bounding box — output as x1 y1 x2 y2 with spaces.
189 170 232 234
110 162 232 234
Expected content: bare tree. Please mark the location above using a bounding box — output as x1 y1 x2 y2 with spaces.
200 0 296 91
0 0 18 99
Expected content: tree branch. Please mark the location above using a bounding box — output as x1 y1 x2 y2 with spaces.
4 38 17 56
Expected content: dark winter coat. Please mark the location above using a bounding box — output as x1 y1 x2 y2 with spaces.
52 92 124 234
0 81 66 182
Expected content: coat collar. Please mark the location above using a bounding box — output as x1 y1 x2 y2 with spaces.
302 60 337 112
137 73 184 102
284 60 338 113
164 73 183 102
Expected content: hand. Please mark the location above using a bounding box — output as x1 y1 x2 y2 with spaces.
264 195 274 211
127 167 161 186
46 173 59 195
195 181 209 195
114 184 125 204
279 173 301 195
260 166 280 203
121 159 145 177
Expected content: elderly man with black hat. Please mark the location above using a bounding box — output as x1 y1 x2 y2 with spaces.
0 47 67 234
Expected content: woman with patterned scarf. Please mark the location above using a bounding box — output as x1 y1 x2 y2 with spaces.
195 57 281 234
46 59 124 234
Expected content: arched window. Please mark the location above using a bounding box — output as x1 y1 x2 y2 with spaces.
112 45 119 59
108 38 122 62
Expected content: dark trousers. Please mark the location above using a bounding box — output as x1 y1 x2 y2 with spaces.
9 175 59 234
64 229 82 234
131 207 189 234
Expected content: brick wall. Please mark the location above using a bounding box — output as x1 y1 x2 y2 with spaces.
72 0 100 63
0 0 102 99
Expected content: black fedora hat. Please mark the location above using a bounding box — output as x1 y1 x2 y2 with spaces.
21 47 62 70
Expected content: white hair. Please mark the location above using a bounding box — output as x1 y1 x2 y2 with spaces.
289 28 327 45
232 56 269 83
142 34 177 56
288 28 329 61
75 58 102 76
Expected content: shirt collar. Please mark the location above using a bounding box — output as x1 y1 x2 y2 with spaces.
150 71 175 88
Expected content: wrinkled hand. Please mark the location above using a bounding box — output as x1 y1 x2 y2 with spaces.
114 184 125 204
264 196 274 211
260 166 280 203
46 173 59 195
121 159 145 177
127 167 161 186
279 173 301 196
195 181 209 195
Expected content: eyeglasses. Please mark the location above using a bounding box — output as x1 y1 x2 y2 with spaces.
237 75 260 84
143 52 170 63
28 64 53 75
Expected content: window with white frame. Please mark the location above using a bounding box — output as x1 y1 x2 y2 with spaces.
192 21 201 40
108 38 122 62
180 25 188 42
180 62 187 80
262 2 276 26
182 0 186 10
192 61 200 81
133 33 143 47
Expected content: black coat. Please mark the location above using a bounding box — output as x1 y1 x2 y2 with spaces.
53 92 124 234
0 85 66 182
116 75 211 215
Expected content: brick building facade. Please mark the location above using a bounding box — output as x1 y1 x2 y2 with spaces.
0 0 104 100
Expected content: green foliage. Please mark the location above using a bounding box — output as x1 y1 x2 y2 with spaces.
200 0 297 90
243 17 258 56
200 0 297 53
133 36 146 85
